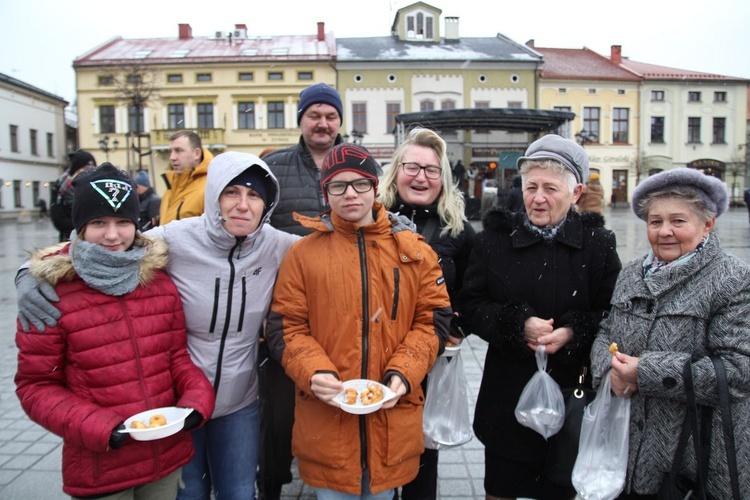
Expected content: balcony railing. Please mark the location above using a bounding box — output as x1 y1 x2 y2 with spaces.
151 128 225 147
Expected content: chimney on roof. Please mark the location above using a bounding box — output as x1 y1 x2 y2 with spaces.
178 23 192 40
444 17 459 42
611 45 622 65
526 39 535 48
317 22 325 42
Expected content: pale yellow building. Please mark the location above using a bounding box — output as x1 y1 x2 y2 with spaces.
73 22 336 194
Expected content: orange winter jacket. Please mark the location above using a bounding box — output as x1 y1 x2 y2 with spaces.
159 148 214 224
266 202 452 495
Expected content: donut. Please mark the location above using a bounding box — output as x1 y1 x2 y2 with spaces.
344 388 358 405
148 414 167 427
609 342 619 355
360 383 385 406
130 420 148 429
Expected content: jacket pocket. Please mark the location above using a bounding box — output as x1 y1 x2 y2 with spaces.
292 395 351 469
383 398 424 467
209 277 220 333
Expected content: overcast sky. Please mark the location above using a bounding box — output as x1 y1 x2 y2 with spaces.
2 0 748 105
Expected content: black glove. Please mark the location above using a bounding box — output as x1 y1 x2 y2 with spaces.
15 268 61 333
182 410 203 431
109 423 127 449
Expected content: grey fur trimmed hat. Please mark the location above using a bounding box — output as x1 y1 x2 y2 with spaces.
517 134 589 184
631 167 729 219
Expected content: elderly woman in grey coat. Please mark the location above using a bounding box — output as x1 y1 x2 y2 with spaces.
590 167 750 499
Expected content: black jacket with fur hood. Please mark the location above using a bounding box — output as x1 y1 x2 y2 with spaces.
460 207 621 460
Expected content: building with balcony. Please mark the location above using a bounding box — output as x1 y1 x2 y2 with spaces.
73 22 336 193
0 72 69 219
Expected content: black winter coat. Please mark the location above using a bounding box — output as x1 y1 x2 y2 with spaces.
388 195 475 308
461 207 621 461
262 135 342 236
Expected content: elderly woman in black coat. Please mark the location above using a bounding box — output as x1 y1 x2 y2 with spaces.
461 134 622 500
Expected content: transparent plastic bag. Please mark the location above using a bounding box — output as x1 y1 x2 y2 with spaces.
423 352 473 450
514 345 565 439
572 370 630 500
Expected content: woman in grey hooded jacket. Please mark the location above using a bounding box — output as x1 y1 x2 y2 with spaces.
148 152 299 500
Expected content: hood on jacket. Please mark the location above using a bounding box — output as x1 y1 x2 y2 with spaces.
203 151 281 244
29 236 170 287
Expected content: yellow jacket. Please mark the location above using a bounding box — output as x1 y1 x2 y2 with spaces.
159 148 214 224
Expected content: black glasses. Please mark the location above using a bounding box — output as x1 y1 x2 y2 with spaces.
400 162 442 180
324 178 375 196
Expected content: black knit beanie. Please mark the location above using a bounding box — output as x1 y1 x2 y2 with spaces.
68 150 97 175
72 163 139 232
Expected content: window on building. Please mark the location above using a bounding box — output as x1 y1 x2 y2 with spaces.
100 106 115 134
238 102 255 129
583 107 600 141
196 73 212 82
688 91 701 102
168 103 185 129
386 102 401 132
650 116 665 143
554 106 571 138
10 125 19 152
617 89 625 95
651 90 665 101
197 103 214 129
420 100 434 112
268 72 283 81
14 180 22 208
128 105 144 133
558 88 567 94
267 101 284 129
352 103 367 134
238 72 254 81
588 88 597 94
30 129 38 155
98 75 114 85
167 74 183 83
507 101 522 109
714 91 727 102
712 117 726 144
474 101 490 109
441 99 456 110
406 12 434 39
297 71 313 80
46 132 54 157
127 74 142 84
688 117 701 143
612 108 629 143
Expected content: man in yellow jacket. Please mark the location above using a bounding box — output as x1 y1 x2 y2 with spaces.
159 130 214 224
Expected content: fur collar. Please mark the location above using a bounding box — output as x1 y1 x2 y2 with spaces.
29 236 169 287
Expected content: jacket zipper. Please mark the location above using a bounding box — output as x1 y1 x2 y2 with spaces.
212 238 242 395
175 200 184 220
391 268 400 320
357 228 370 472
238 276 247 332
209 277 220 333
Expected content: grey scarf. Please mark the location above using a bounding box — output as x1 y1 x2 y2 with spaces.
70 234 147 296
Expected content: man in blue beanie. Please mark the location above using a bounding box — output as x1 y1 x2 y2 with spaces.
257 82 345 500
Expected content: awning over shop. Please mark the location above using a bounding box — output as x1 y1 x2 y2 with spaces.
394 108 576 143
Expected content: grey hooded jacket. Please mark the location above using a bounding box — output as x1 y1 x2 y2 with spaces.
591 235 750 497
148 152 299 418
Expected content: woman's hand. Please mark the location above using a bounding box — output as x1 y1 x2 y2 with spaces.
610 351 639 397
536 326 574 355
381 375 407 409
310 373 344 407
524 316 554 350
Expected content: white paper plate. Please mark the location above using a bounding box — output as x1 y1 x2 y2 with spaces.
335 379 397 415
119 407 192 441
442 345 461 357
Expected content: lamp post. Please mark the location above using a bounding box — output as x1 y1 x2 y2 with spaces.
98 136 119 162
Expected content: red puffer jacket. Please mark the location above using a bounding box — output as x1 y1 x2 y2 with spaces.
15 238 215 497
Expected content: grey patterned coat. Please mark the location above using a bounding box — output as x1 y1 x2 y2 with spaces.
591 235 750 497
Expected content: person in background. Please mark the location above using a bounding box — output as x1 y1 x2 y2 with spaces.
160 131 214 224
590 168 750 499
15 163 215 499
266 143 452 499
577 172 604 214
378 127 475 499
36 197 48 221
506 174 523 212
256 82 345 500
744 186 750 223
452 159 467 193
461 134 621 499
50 149 97 242
134 170 161 231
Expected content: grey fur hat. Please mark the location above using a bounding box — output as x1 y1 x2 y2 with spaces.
517 134 589 184
631 167 729 219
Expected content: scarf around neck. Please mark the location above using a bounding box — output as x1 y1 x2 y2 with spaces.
70 233 147 296
643 235 709 278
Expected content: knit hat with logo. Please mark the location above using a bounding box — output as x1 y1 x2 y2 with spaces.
320 144 379 202
72 163 139 232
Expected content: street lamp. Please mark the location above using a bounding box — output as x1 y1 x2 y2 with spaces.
98 136 119 162
349 130 364 145
574 129 598 147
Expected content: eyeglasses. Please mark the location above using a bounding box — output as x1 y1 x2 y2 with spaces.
400 162 442 180
324 178 375 196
